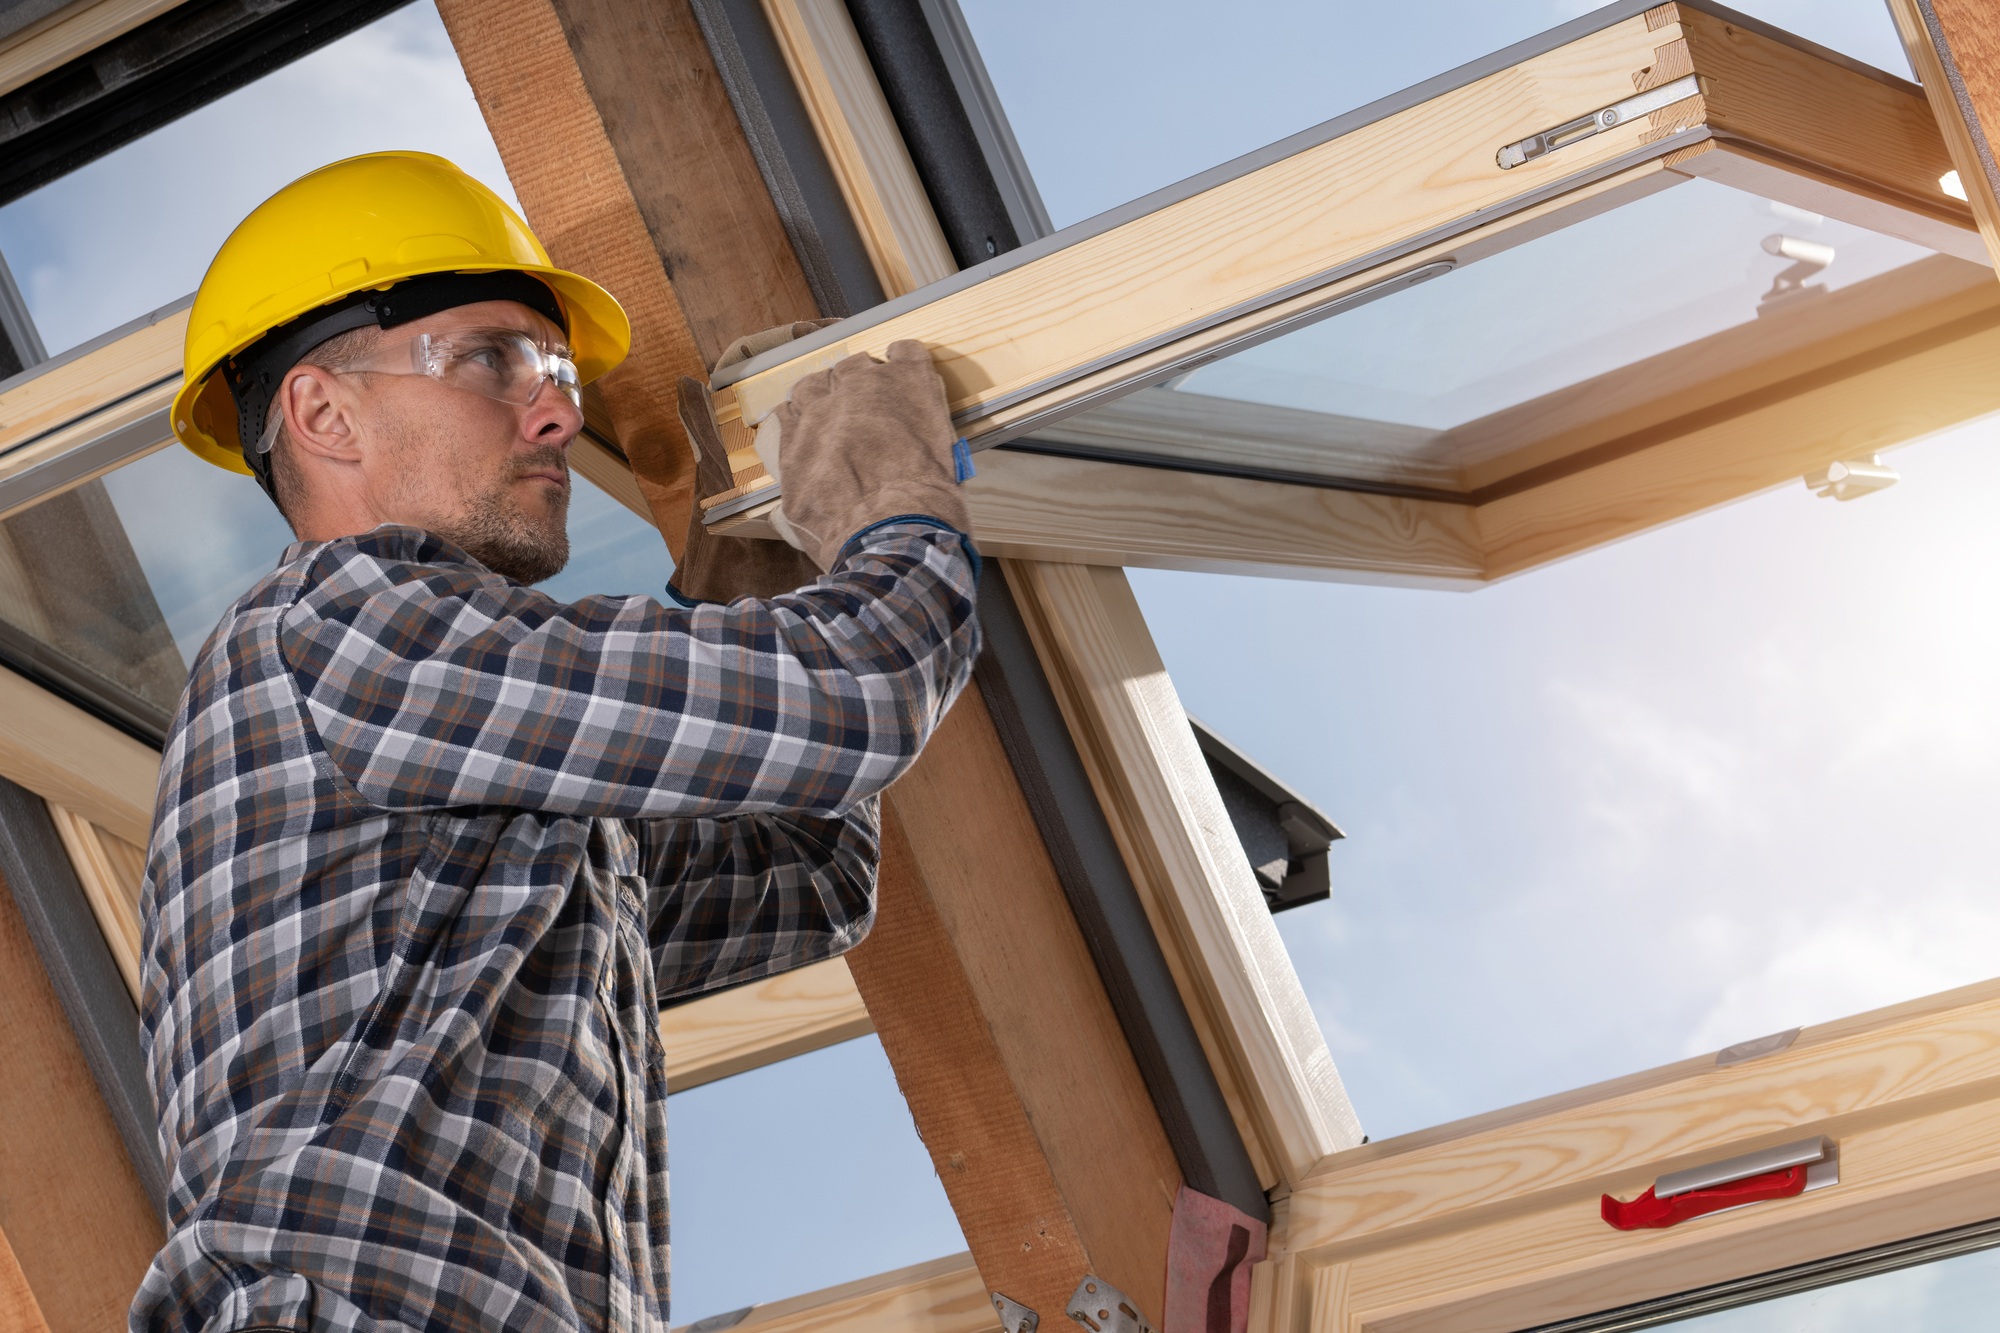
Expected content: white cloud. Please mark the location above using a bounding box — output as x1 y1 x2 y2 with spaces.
1681 885 2000 1057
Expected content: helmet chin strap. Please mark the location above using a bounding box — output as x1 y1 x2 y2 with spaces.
221 270 568 501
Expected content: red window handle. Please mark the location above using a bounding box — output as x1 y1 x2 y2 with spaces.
1601 1163 1809 1230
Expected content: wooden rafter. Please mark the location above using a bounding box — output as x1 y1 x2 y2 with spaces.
0 862 158 1333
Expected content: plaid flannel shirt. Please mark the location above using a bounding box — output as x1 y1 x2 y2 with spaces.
133 520 979 1333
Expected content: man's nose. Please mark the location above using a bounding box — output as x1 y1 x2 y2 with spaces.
524 378 583 442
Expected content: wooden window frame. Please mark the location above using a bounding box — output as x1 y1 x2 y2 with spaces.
703 0 1997 585
1256 979 2000 1333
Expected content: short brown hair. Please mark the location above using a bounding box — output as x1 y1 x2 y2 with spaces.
262 325 381 531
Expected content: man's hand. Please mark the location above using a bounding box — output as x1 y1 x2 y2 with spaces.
667 321 835 604
757 340 971 570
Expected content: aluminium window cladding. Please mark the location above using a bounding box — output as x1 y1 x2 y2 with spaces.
702 0 1996 585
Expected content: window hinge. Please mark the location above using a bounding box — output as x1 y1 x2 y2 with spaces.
1497 73 1703 169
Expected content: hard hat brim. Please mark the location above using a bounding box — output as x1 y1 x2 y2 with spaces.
171 262 633 473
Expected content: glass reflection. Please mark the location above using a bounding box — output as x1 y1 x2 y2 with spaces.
0 442 675 740
1030 179 1986 492
0 2 515 357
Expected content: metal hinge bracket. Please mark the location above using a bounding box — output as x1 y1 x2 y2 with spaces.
1066 1276 1155 1333
992 1292 1039 1333
1497 73 1703 168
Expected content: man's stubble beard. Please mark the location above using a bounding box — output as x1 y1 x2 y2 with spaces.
433 444 573 585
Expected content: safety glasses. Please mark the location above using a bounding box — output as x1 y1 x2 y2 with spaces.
253 327 582 456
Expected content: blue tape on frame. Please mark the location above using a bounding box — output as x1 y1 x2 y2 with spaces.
952 438 975 483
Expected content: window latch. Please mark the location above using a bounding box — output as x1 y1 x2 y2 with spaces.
1602 1135 1838 1230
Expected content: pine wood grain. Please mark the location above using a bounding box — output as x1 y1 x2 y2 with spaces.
45 805 143 1003
0 1222 48 1333
0 665 157 846
1006 561 1362 1191
0 382 174 521
436 0 706 557
1474 302 2000 577
724 11 1685 431
659 956 872 1091
0 0 182 100
698 1250 997 1333
1683 7 1974 247
0 869 159 1333
1260 978 2000 1332
0 305 182 458
759 0 955 298
1887 0 2000 269
714 450 1488 586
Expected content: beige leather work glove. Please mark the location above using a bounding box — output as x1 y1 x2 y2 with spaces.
667 319 837 604
752 340 971 570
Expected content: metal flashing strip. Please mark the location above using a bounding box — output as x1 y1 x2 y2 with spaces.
0 775 166 1215
909 0 1051 242
710 0 1909 391
688 0 887 316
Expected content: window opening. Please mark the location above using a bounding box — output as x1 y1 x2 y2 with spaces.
1023 177 1974 496
954 0 1915 230
1523 1215 2000 1332
665 1036 966 1325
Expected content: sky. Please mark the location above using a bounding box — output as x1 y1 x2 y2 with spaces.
5 0 1996 1326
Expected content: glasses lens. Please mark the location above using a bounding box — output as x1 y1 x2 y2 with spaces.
551 356 581 408
424 330 582 409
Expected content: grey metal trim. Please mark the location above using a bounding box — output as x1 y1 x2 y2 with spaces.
908 0 1052 242
1187 717 1340 839
974 562 1272 1220
687 0 886 316
1655 1136 1830 1199
0 244 47 377
0 775 167 1215
712 0 1908 390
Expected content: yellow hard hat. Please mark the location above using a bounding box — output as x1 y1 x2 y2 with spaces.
172 150 631 477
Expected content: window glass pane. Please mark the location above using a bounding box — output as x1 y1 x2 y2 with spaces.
1131 406 2000 1141
956 1 1913 231
1537 1230 2000 1331
0 1 514 356
1030 178 1977 492
666 1037 966 1324
0 444 674 736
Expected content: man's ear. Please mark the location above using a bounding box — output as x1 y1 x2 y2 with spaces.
281 365 363 463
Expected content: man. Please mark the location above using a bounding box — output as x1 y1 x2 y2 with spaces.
137 150 979 1333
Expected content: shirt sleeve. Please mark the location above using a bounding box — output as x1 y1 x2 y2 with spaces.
280 522 979 819
641 798 880 1001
